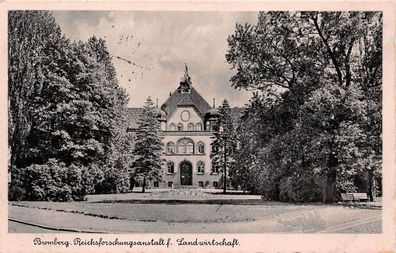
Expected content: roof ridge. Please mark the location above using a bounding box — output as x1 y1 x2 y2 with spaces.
190 86 211 109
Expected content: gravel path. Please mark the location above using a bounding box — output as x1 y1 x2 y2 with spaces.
9 202 381 233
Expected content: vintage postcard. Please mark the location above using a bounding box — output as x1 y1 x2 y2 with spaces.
0 1 394 252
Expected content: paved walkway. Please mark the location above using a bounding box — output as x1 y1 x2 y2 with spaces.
9 202 381 233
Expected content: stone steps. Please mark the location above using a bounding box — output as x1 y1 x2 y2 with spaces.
174 185 198 189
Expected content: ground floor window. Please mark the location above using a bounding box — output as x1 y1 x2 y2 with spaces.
212 165 219 174
213 181 218 188
154 182 159 187
168 181 173 187
199 181 204 187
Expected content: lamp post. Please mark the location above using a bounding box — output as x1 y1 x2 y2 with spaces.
223 135 227 194
218 126 227 194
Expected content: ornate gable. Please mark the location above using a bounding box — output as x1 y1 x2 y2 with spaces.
161 65 211 118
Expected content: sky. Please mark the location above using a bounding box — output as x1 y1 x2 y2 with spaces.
52 11 258 108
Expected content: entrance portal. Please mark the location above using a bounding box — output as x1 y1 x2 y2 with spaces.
180 161 192 185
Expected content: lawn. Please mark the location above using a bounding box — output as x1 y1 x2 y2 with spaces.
8 189 382 233
11 201 304 223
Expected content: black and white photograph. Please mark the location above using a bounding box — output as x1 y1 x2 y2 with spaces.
2 2 394 252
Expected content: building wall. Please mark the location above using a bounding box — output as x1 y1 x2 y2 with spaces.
166 107 204 131
147 105 222 189
159 133 221 188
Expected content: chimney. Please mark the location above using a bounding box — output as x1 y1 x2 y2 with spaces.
156 98 159 108
212 98 216 108
169 92 172 97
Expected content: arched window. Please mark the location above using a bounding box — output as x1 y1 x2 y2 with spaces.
196 123 202 131
197 142 205 154
177 123 183 131
167 142 175 154
212 165 219 174
169 123 176 131
188 123 194 131
167 161 175 174
177 138 194 154
197 161 205 174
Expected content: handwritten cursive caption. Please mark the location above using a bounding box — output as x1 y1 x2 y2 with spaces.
33 237 240 248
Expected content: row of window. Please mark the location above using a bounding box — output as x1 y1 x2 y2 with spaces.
168 122 202 131
167 138 205 155
166 161 219 174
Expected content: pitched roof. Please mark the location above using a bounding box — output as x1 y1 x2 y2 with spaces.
161 85 212 118
126 107 144 129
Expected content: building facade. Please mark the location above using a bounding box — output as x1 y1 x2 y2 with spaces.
127 68 224 188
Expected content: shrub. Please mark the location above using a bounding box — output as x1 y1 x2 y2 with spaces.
8 184 26 201
277 173 322 203
9 159 131 200
10 159 102 201
19 160 70 201
8 166 25 201
94 166 130 194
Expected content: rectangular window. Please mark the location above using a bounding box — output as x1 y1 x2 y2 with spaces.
199 181 204 187
154 182 159 188
168 182 173 188
213 181 218 188
167 161 175 174
197 161 205 174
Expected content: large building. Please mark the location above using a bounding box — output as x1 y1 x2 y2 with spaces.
127 67 241 189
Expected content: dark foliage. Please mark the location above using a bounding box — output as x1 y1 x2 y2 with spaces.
8 11 133 201
227 12 382 203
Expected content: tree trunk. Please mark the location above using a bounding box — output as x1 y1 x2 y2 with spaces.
367 171 375 202
322 169 336 203
322 152 338 203
142 177 146 193
130 177 135 192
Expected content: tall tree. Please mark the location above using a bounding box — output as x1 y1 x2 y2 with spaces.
210 99 237 193
24 38 126 167
8 11 133 200
226 12 382 203
8 10 65 169
132 97 164 193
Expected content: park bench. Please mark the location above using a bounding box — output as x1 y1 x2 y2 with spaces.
341 193 369 203
340 193 354 203
351 193 369 202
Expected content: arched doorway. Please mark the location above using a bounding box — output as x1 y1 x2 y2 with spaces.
180 161 192 185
